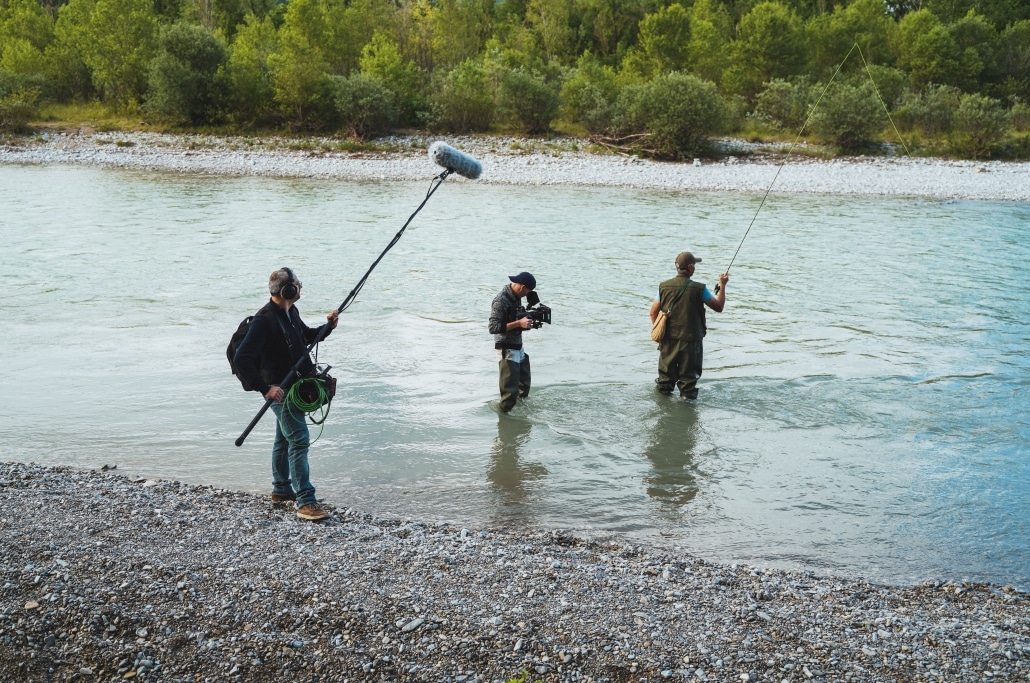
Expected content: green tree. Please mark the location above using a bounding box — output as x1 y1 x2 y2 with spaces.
892 9 967 90
359 31 422 124
685 0 732 85
638 3 690 73
226 12 278 125
267 0 333 128
428 58 494 132
574 0 652 60
0 69 42 130
925 0 1030 29
755 77 814 131
560 50 619 132
951 92 1007 157
811 81 885 150
949 11 1002 95
805 0 894 80
525 0 575 63
332 72 398 139
46 0 95 100
146 22 228 124
431 0 494 69
613 72 730 158
724 1 806 102
998 20 1030 101
0 0 55 76
205 0 278 41
80 0 159 105
861 64 910 111
893 83 962 133
325 0 388 75
498 67 559 133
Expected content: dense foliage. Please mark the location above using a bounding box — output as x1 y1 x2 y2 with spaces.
1 0 1028 157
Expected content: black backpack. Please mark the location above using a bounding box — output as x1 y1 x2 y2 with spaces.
227 316 257 391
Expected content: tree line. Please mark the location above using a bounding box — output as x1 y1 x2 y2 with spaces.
1 0 1029 158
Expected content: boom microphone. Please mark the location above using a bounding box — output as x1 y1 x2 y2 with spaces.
236 142 473 447
429 141 482 180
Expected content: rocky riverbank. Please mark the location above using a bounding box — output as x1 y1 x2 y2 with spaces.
0 462 1026 682
2 131 1030 201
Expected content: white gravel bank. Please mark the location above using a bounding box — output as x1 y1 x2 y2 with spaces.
2 131 1030 201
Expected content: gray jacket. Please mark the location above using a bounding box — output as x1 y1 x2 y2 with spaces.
489 285 524 349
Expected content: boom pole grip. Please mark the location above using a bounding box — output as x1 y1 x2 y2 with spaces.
235 399 273 447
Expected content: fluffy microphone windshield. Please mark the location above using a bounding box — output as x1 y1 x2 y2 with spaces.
428 141 483 180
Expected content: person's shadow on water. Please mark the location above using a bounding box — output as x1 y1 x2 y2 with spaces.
487 415 548 505
642 399 701 505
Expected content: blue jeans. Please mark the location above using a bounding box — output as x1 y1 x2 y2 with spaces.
270 400 316 507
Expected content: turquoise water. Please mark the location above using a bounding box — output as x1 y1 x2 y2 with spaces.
1 163 1027 589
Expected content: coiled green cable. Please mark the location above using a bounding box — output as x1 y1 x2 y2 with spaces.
278 377 332 446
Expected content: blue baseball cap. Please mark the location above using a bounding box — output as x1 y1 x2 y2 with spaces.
508 272 536 290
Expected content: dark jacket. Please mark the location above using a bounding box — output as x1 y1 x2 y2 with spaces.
489 285 524 350
233 300 331 395
659 276 707 341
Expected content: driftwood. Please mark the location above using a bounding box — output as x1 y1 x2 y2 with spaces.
589 132 670 159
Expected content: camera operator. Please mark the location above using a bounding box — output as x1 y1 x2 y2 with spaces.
489 271 538 413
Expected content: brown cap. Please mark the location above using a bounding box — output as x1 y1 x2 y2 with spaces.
675 252 702 269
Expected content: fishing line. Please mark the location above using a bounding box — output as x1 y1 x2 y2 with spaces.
715 42 910 292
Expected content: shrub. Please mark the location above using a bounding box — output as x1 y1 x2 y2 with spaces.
0 70 42 132
811 81 884 151
498 69 559 134
951 93 1008 158
559 53 619 134
755 78 813 132
612 72 729 159
893 84 962 135
427 59 494 133
858 65 910 111
359 32 422 127
1009 99 1030 132
332 73 398 140
146 23 228 125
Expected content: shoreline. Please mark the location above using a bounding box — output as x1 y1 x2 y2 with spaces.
1 462 1026 682
1 131 1030 201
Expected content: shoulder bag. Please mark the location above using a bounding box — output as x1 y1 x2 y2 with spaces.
650 280 691 343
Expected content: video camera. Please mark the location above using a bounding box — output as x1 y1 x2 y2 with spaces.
518 291 552 329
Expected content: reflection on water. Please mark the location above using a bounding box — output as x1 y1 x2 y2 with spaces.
487 415 547 505
642 398 700 505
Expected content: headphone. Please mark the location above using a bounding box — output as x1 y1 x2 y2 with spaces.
274 267 299 299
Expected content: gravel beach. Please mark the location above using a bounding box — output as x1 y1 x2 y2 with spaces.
2 134 1029 681
0 463 1027 682
2 131 1030 201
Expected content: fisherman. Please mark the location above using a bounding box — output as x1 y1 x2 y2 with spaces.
233 267 340 521
649 252 728 399
489 271 537 412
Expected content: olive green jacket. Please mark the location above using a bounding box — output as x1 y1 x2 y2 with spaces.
658 276 707 341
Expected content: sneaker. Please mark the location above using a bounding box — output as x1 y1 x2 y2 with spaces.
271 491 297 504
296 503 330 521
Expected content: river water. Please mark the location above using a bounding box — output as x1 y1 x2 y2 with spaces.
2 164 1027 590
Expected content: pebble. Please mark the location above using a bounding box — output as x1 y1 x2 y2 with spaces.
0 461 1027 682
2 132 1029 201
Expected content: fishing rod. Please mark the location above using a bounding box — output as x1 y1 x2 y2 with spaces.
715 43 905 294
235 143 482 447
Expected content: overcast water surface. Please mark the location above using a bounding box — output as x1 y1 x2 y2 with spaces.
1 164 1027 590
